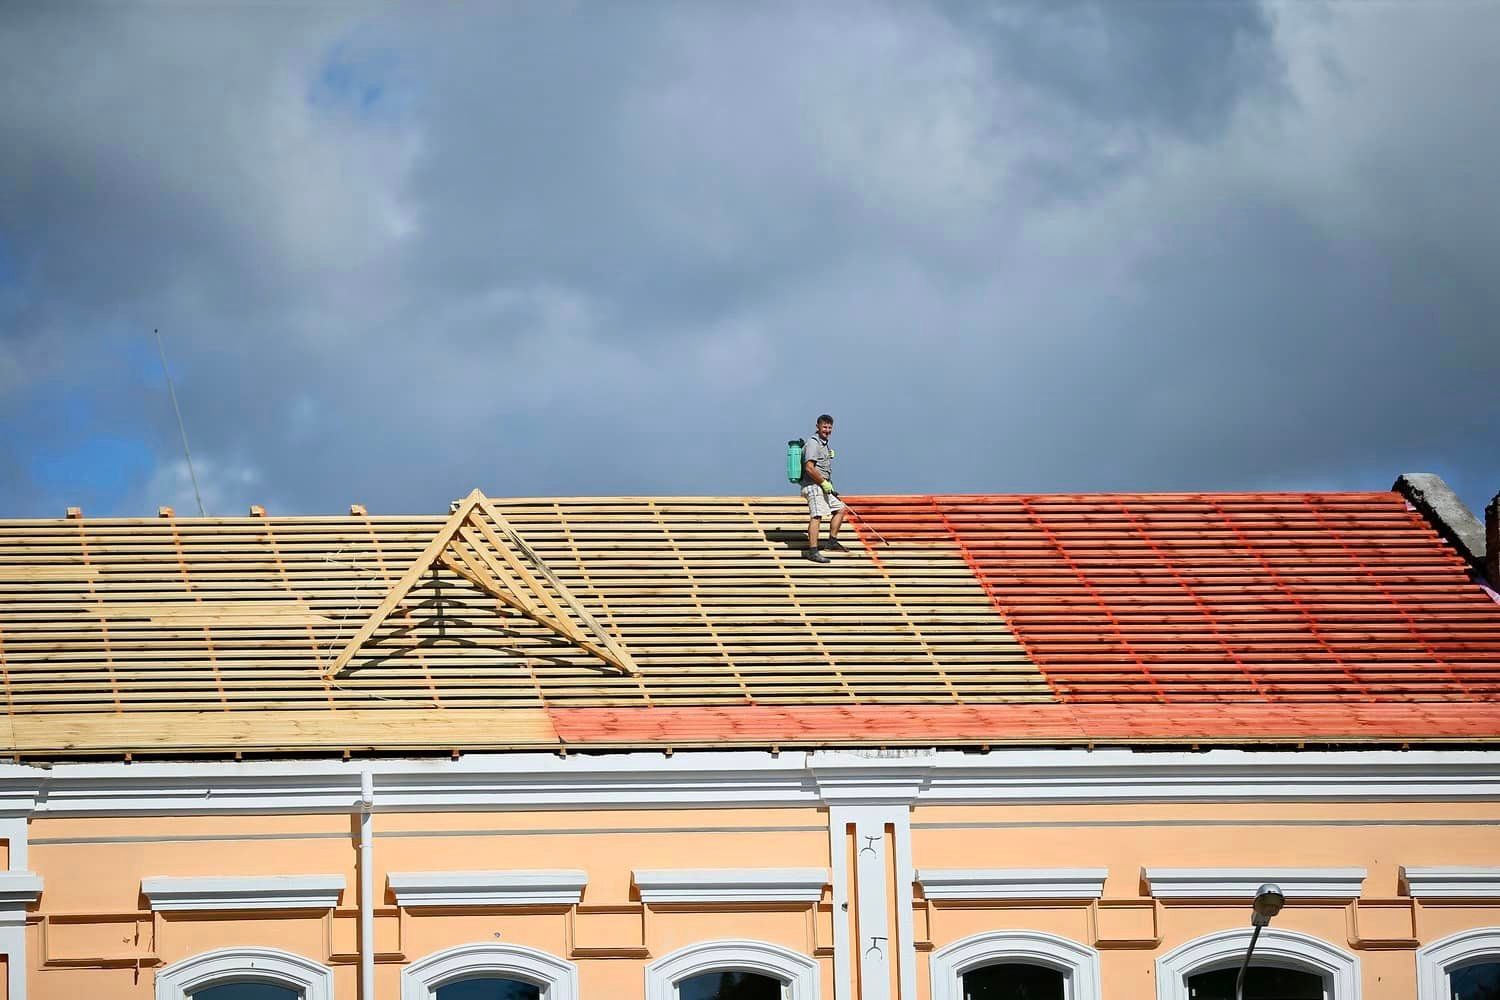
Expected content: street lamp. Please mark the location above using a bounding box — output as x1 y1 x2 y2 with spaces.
1234 883 1285 1000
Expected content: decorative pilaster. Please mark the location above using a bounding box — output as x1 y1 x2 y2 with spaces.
811 752 933 1000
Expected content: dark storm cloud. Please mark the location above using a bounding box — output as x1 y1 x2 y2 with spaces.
0 0 1496 518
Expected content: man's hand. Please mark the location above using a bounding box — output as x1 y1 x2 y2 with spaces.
821 481 835 495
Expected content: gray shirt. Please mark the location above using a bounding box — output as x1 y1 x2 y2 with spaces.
799 435 834 487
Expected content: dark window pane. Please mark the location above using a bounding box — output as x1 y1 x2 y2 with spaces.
1452 960 1500 1000
1188 966 1323 999
961 962 1064 1000
677 969 782 1000
436 978 542 1000
193 985 300 1000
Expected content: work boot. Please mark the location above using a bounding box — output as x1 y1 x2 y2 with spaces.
821 538 848 552
804 548 831 563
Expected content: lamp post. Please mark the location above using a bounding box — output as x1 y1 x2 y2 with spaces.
1234 883 1286 1000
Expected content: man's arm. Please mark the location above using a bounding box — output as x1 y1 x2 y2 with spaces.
803 459 826 485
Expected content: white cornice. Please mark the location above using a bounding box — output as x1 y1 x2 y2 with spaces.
4 749 1500 818
810 752 935 805
917 752 1500 804
633 868 829 903
141 875 346 911
0 872 42 907
387 870 587 907
1144 868 1367 900
1401 866 1500 898
918 868 1108 901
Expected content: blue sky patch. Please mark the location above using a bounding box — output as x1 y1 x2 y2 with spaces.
0 231 19 289
25 432 155 502
307 41 405 119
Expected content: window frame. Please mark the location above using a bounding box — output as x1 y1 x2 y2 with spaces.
929 929 1101 1000
1155 927 1359 1000
643 939 818 1000
154 947 333 1000
1416 926 1500 1000
401 943 578 1000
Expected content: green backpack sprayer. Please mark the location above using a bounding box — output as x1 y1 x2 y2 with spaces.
783 437 888 545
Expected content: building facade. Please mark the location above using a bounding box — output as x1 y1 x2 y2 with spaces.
1 480 1498 999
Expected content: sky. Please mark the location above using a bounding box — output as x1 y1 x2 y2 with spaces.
1 0 1497 518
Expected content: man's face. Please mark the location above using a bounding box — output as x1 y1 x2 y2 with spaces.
817 419 833 439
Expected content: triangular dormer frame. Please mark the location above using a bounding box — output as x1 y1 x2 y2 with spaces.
321 489 638 679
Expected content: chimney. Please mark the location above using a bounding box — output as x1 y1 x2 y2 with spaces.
1487 494 1499 589
1393 473 1486 570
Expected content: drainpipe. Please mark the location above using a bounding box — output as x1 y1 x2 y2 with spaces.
359 770 376 1000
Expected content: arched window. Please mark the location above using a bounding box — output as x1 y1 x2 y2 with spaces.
1155 928 1359 1000
1450 961 1500 1000
962 961 1065 999
1417 928 1500 1000
155 948 333 1000
1186 965 1323 999
194 987 300 1000
401 943 578 1000
644 940 819 1000
434 979 542 1000
929 931 1101 1000
677 970 784 1000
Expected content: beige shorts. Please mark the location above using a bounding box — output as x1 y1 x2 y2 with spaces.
803 484 845 520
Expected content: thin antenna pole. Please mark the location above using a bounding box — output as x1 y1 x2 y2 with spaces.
152 327 207 517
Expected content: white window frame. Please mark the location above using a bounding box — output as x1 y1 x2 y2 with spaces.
155 947 333 1000
644 939 818 1000
401 942 578 1000
929 929 1101 1000
1416 927 1500 1000
1155 927 1359 1000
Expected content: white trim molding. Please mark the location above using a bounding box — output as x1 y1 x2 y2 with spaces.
930 930 1102 1000
1417 927 1500 1000
0 871 40 1000
0 816 28 871
918 868 1107 901
9 749 1500 818
402 942 578 1000
1144 867 1366 900
142 875 346 912
824 802 915 1000
0 871 42 908
156 946 333 1000
633 868 828 904
1402 866 1500 899
644 939 819 1000
388 870 587 907
1155 927 1360 1000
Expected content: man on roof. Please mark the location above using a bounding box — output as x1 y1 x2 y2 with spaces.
801 413 846 563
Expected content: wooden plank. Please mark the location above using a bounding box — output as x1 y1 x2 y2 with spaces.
0 566 100 581
319 492 485 678
473 502 639 674
5 708 559 753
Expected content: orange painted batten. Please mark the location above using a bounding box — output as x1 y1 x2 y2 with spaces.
548 701 1500 744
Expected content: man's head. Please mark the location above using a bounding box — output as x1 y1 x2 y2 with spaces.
816 414 834 439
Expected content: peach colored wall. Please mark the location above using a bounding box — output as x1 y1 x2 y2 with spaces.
909 798 1500 1000
17 799 1500 999
25 808 831 1000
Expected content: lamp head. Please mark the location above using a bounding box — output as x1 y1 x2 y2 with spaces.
1251 883 1285 927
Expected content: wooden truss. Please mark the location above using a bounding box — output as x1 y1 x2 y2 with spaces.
322 489 638 679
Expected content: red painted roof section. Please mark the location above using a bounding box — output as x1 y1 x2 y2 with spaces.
555 491 1500 745
549 702 1500 744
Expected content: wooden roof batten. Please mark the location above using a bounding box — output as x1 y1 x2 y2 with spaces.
320 489 639 680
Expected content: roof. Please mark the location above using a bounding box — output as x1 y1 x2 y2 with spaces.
1 490 1497 757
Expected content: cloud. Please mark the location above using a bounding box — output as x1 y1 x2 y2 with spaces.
0 0 1495 518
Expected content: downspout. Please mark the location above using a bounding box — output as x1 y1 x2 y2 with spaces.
359 769 376 1000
